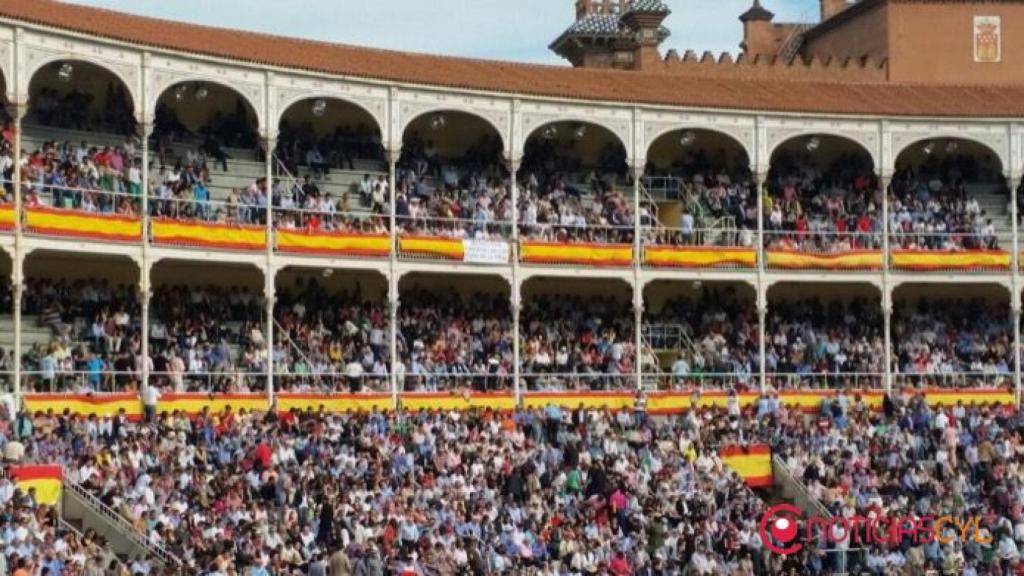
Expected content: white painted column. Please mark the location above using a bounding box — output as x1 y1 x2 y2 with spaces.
632 162 643 392
388 274 399 409
754 171 767 393
387 149 399 408
264 136 276 403
11 103 25 396
509 159 521 404
138 122 152 392
1010 172 1021 406
881 175 893 396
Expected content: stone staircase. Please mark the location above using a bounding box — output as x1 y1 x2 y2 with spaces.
970 184 1013 242
61 473 183 572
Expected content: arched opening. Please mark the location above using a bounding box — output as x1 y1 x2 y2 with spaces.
20 251 139 393
644 128 754 247
893 283 1010 391
767 134 879 254
23 60 140 216
27 60 135 135
520 276 633 392
397 273 511 393
150 81 261 227
891 138 1007 253
149 260 266 393
643 280 756 391
520 121 631 244
274 97 386 233
766 282 883 390
397 110 509 241
275 267 388 393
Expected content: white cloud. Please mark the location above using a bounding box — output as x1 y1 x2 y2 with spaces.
65 0 820 64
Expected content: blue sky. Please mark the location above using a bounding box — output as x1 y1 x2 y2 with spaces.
65 0 816 64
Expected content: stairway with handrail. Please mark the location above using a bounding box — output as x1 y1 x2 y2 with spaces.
61 473 183 572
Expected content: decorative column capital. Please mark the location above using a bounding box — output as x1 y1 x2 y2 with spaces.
135 121 154 140
5 102 27 122
385 148 401 166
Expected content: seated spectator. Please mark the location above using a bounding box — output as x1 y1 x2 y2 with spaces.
766 297 885 389
398 288 511 391
521 295 634 390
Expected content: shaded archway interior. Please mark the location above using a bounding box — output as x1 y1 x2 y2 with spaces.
400 110 504 173
276 267 387 302
27 60 135 135
894 138 1004 184
276 97 385 173
522 120 627 177
24 251 139 285
154 81 259 150
769 134 875 178
646 129 750 178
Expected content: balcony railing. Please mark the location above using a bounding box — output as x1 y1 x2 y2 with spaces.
3 201 1023 273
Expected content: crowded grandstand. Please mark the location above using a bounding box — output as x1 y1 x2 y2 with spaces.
0 0 1023 574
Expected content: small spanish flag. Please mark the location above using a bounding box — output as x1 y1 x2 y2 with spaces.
9 465 62 506
720 445 773 488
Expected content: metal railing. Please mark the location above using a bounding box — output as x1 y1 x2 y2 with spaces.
399 372 513 393
275 372 390 393
520 372 636 392
518 222 634 245
273 205 386 233
894 372 1012 390
26 183 141 216
645 372 756 391
398 215 513 241
644 225 756 248
62 472 183 571
767 372 885 390
148 194 266 227
763 230 883 252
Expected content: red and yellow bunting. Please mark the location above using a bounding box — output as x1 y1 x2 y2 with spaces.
400 392 516 412
644 246 756 269
919 388 1014 408
521 242 633 267
720 445 773 487
399 236 464 260
276 393 392 413
24 207 141 242
767 249 882 270
277 229 389 257
0 204 15 231
151 218 266 251
522 391 637 411
9 465 62 505
892 249 1010 271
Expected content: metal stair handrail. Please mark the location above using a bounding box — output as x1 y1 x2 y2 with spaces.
62 473 182 570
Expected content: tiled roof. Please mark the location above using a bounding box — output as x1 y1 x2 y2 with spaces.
563 14 624 36
628 0 671 13
2 0 1024 118
739 0 774 22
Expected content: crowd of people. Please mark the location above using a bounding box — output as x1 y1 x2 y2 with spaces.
397 287 512 392
775 389 1024 575
889 156 1005 252
647 286 759 389
20 138 142 217
4 398 781 575
764 152 882 254
893 297 1012 385
765 298 886 389
275 120 384 176
520 295 635 391
273 278 389 393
